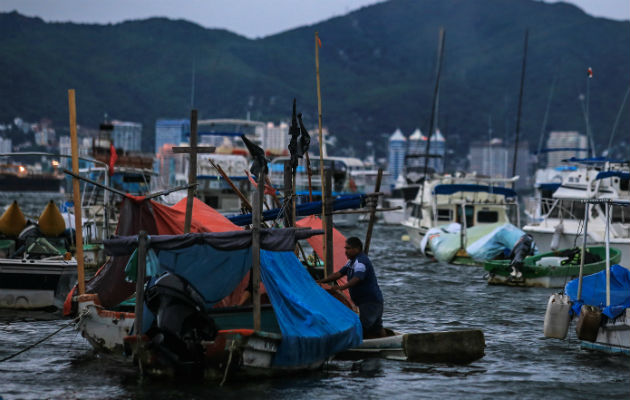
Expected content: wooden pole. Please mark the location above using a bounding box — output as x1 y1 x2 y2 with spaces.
184 109 198 233
68 89 85 295
512 29 528 177
283 160 292 227
324 169 333 277
134 231 148 349
305 152 313 202
252 171 264 331
364 168 383 255
605 202 611 306
315 31 329 276
208 158 252 211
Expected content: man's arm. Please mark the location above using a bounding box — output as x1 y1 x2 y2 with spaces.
317 270 343 284
335 276 361 291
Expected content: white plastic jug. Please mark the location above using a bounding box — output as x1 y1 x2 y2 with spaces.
536 256 567 267
543 293 571 339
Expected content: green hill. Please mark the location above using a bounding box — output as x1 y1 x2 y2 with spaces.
0 0 628 161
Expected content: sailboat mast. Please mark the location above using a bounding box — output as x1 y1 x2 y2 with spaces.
512 29 528 178
419 28 446 207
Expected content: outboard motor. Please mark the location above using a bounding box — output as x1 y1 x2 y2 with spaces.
145 272 217 377
509 234 536 279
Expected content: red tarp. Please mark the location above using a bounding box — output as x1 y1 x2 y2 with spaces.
153 197 241 234
295 216 352 302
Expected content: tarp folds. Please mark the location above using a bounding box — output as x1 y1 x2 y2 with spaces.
466 223 533 261
565 264 630 318
260 250 362 366
105 228 323 256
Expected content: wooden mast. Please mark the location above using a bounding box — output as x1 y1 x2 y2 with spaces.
172 109 214 233
68 89 85 295
252 170 264 331
364 168 383 255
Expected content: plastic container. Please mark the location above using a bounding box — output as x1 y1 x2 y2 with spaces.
536 257 567 267
576 305 601 342
543 293 571 339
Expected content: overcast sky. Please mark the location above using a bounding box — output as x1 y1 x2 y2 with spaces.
1 0 628 38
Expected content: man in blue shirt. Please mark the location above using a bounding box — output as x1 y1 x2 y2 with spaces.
317 237 386 338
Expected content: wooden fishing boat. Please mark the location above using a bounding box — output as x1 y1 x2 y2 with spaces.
484 246 621 288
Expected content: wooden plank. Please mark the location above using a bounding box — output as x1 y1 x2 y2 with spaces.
134 231 148 354
172 146 215 154
252 172 264 331
364 168 383 255
67 89 85 296
328 206 402 215
184 109 198 233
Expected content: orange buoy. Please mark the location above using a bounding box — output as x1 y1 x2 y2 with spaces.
0 201 27 237
38 200 66 237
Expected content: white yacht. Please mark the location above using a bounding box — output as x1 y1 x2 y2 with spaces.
401 173 520 252
523 163 630 266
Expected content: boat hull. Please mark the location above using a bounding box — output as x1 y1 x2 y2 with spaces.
484 246 622 288
0 258 76 309
580 309 630 355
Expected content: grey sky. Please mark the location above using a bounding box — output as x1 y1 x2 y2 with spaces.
0 0 627 38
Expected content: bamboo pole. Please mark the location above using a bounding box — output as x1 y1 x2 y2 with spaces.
252 171 264 331
315 31 328 277
209 159 252 211
68 89 85 295
283 161 293 227
324 169 333 277
605 202 611 306
364 168 383 255
305 152 313 202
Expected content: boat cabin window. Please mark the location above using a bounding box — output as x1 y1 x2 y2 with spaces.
620 178 629 191
456 205 475 227
436 208 452 221
547 200 586 220
612 206 629 224
477 210 499 223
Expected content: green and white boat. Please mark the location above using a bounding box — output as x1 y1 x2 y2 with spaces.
484 246 622 288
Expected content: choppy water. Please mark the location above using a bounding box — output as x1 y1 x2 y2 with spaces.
1 224 629 399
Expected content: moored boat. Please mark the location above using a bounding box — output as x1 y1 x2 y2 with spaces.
484 246 622 288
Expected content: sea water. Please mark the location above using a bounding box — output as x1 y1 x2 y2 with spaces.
0 222 628 399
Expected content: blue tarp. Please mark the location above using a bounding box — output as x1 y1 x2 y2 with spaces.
142 243 362 367
466 223 534 261
432 184 517 198
228 194 364 226
565 264 630 318
260 250 362 366
561 157 626 164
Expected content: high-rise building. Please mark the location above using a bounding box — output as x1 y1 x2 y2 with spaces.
111 120 142 151
468 139 510 178
546 131 588 168
388 128 407 187
0 137 12 153
262 122 289 155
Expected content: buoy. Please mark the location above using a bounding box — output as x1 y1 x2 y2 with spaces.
0 201 27 237
38 200 66 237
401 234 410 242
543 293 571 339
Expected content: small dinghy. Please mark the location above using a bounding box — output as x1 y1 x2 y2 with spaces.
484 246 621 288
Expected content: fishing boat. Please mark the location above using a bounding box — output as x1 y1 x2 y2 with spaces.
484 246 621 288
401 173 520 264
0 200 77 309
523 159 630 266
543 199 630 355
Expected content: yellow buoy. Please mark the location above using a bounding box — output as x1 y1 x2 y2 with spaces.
38 200 66 237
401 234 410 242
0 201 27 237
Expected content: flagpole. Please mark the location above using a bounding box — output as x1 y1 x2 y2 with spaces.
315 31 328 277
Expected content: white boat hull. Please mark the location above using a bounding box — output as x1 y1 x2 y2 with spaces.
580 309 630 355
76 294 134 353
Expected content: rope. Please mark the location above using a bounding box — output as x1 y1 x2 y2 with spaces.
220 340 236 386
0 315 81 363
